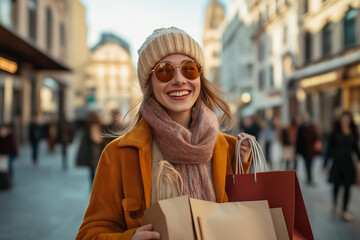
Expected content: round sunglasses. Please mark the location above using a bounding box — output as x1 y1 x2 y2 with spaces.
151 60 203 82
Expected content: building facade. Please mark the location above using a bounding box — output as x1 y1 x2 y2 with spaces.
290 0 360 134
203 0 225 85
0 0 88 142
82 33 138 123
221 0 255 118
220 0 300 126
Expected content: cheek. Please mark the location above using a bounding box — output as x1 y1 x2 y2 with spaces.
150 78 165 100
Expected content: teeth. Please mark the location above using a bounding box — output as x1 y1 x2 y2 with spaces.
169 91 189 97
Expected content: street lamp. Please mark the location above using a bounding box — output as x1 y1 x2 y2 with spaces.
241 92 251 104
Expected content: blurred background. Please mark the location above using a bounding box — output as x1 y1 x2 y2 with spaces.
0 0 360 239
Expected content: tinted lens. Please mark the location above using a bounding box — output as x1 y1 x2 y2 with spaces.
181 61 201 80
154 62 174 82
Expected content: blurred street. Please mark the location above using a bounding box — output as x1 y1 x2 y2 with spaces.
0 133 90 240
0 137 360 240
1 0 360 240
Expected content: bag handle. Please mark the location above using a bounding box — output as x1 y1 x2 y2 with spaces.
234 136 268 182
153 160 184 202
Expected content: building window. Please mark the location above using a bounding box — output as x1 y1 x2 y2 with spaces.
0 0 17 28
322 23 332 56
258 39 264 61
303 0 308 14
258 70 265 91
28 0 36 41
60 23 65 48
46 7 52 51
344 8 357 49
11 0 18 29
305 32 312 63
258 12 263 27
283 25 288 44
245 64 253 79
269 65 274 88
59 23 66 58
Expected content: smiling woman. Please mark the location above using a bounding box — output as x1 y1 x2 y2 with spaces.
150 55 201 125
76 27 255 240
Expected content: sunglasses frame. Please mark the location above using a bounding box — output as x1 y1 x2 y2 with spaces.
151 60 203 82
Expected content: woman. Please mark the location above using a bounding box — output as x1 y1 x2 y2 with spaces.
324 111 360 222
76 27 254 240
76 112 104 189
296 112 320 186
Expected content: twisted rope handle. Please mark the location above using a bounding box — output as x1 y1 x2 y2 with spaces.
154 160 184 202
234 136 268 182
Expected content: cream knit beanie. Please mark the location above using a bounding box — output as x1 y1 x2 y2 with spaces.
137 27 205 92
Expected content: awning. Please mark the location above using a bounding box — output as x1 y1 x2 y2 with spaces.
290 50 360 81
0 24 71 71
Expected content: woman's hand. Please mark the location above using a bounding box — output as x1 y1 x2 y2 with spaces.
237 133 256 163
131 224 160 240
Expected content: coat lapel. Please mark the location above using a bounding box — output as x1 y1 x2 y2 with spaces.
117 119 153 208
212 133 229 203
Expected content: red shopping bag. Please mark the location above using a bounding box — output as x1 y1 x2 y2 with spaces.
225 137 314 240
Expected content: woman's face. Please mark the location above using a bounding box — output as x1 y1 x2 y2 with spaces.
340 114 351 127
150 54 201 117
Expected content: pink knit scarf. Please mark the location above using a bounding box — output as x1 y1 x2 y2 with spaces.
140 97 219 202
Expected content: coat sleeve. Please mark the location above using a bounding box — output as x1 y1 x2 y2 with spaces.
76 145 137 240
352 136 360 161
295 126 303 155
324 133 335 168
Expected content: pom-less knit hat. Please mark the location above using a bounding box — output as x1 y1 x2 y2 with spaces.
137 27 205 92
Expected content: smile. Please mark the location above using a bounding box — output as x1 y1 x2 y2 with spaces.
168 90 190 97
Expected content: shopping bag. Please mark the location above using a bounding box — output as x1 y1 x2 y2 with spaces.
139 195 196 240
225 136 314 240
189 198 277 240
271 208 290 240
140 195 279 240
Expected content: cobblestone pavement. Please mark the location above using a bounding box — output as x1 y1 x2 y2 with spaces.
0 138 360 240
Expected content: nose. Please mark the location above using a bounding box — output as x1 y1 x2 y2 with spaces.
171 66 186 85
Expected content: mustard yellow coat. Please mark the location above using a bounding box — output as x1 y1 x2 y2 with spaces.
76 119 251 240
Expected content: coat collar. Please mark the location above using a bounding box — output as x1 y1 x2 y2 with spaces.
117 119 152 149
117 119 230 206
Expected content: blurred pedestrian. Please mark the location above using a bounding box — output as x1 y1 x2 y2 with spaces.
76 112 104 188
281 118 298 170
76 27 254 240
103 109 124 146
0 123 18 189
57 113 74 171
29 114 43 166
44 115 57 153
239 115 261 140
296 112 320 186
323 111 360 222
264 118 276 168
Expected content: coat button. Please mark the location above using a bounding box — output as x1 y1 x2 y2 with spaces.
130 211 137 219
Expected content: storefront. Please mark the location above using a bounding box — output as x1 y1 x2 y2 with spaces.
290 61 360 135
0 25 70 142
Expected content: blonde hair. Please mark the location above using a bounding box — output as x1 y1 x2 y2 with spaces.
120 75 233 135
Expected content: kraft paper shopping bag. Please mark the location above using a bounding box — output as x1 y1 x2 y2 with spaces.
139 195 195 240
271 208 290 240
189 198 277 240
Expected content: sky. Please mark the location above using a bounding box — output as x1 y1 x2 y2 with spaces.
81 0 235 64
